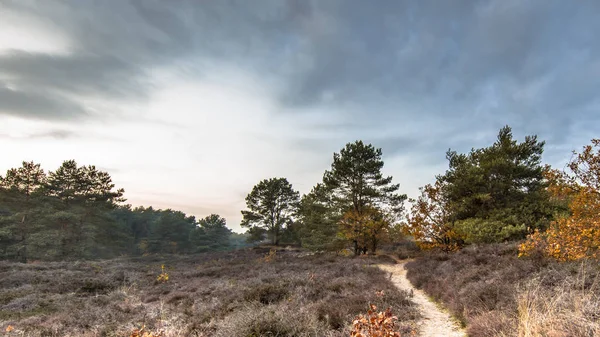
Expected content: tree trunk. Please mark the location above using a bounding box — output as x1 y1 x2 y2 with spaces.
370 236 378 255
272 226 279 246
20 214 27 263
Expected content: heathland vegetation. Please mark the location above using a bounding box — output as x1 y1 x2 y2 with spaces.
1 125 600 336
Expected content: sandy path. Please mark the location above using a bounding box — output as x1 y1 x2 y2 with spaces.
379 261 467 337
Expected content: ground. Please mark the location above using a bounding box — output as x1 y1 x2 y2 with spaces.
405 243 600 337
380 260 466 337
0 248 419 336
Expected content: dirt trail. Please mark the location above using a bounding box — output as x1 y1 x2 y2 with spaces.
379 261 467 337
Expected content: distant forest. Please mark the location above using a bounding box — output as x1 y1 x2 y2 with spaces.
1 125 599 262
0 160 249 261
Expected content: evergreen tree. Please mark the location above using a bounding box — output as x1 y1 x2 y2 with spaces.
45 160 125 259
441 126 551 243
297 183 342 251
241 178 300 245
0 162 47 261
147 210 196 254
323 141 406 255
189 214 232 252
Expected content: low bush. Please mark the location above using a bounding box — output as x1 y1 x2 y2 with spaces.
0 249 419 336
405 243 600 336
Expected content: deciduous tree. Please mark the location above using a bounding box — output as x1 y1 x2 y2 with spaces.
405 180 462 251
520 139 600 260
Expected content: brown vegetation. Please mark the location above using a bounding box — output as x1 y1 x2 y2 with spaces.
350 304 403 337
0 248 419 336
405 243 600 336
521 139 600 261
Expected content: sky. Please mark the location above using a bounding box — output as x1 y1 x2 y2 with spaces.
1 1 599 232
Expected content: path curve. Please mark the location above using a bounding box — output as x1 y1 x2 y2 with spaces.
379 260 467 337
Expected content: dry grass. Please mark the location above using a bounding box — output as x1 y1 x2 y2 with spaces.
516 265 600 337
405 243 600 337
0 248 419 336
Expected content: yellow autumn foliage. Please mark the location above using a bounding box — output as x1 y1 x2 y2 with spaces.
339 206 392 254
520 139 600 261
156 264 169 283
405 180 462 252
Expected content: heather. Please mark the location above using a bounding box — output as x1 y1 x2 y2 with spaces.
1 248 419 336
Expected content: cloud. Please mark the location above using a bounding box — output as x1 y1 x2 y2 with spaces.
2 0 600 230
3 0 599 127
0 85 87 120
27 130 76 140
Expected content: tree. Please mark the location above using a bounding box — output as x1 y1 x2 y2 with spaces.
241 177 300 245
0 162 47 261
45 160 125 259
297 183 342 251
440 126 551 243
190 214 232 252
520 139 600 261
147 210 195 254
230 232 252 249
323 141 406 255
339 206 393 254
405 180 463 251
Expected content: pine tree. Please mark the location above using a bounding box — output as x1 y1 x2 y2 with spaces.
241 178 300 245
323 141 406 255
0 162 47 261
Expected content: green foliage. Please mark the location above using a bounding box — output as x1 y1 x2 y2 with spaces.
320 141 407 255
43 160 126 259
454 218 526 244
229 232 253 249
241 177 300 245
0 160 240 261
438 126 552 243
0 161 47 262
323 141 406 214
189 214 232 252
245 226 268 243
297 184 342 251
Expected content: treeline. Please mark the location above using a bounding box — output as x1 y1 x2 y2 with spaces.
0 160 249 262
4 125 598 262
241 125 600 260
240 140 406 255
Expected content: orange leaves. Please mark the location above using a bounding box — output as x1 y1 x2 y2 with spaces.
156 264 169 283
406 180 462 252
129 326 163 337
350 304 403 337
520 139 600 261
263 248 277 262
339 206 392 253
5 325 14 333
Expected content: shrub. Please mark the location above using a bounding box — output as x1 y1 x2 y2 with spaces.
0 249 418 336
350 304 402 337
406 243 600 336
156 264 169 283
520 139 600 261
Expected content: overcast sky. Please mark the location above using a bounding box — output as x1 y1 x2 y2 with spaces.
1 1 599 232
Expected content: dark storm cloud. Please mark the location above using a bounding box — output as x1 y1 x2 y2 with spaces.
1 0 599 152
0 85 86 119
0 52 149 101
